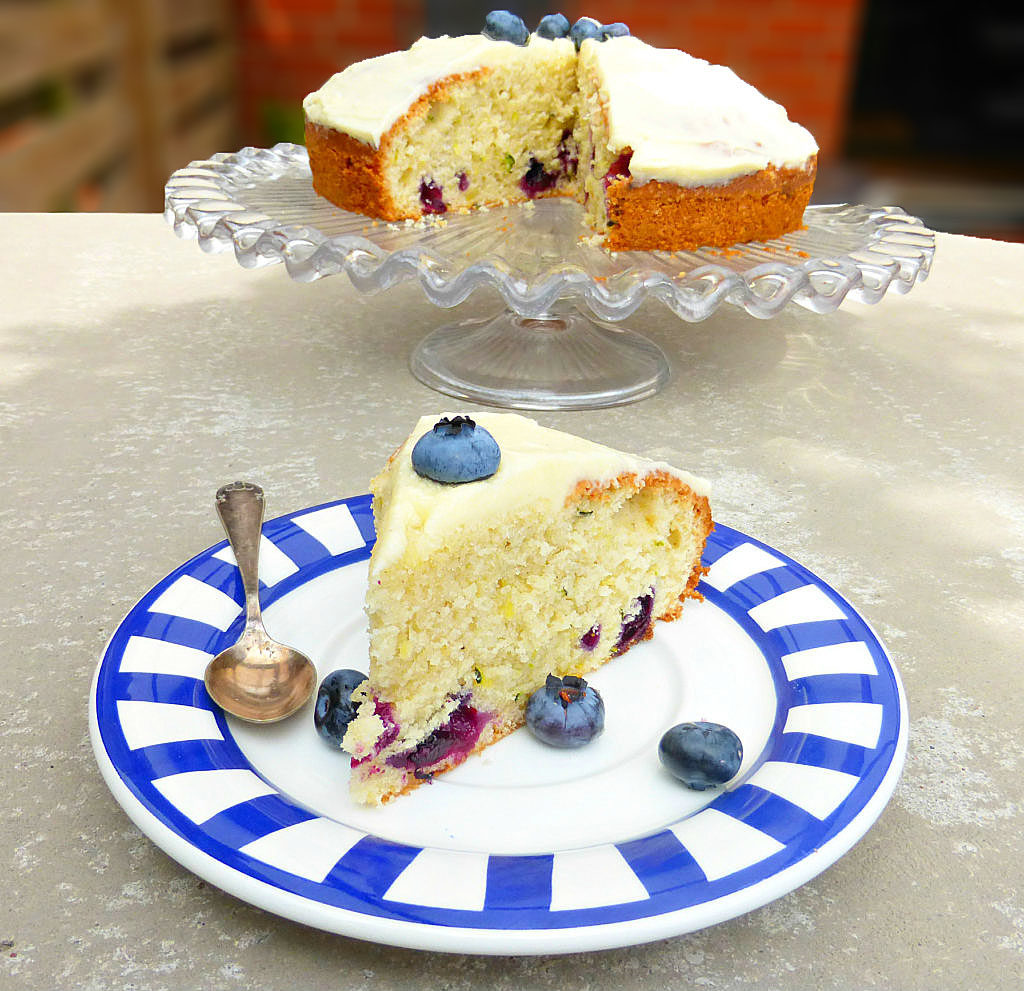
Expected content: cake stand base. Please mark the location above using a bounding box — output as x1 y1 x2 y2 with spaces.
409 308 670 410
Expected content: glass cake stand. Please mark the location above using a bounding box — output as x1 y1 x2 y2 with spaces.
165 143 936 410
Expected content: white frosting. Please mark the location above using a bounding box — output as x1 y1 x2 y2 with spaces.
303 32 816 184
303 34 572 147
369 413 711 574
585 37 817 184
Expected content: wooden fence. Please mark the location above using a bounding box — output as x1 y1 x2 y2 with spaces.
0 0 238 212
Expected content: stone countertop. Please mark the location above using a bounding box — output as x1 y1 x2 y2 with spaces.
1 212 1021 989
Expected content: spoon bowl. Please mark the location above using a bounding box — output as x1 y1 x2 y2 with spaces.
204 482 317 724
205 635 318 724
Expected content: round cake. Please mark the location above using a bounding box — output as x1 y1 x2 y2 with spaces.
303 12 818 251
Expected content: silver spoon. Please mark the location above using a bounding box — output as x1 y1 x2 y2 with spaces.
204 481 316 723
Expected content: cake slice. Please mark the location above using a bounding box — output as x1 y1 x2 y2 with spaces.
343 413 713 805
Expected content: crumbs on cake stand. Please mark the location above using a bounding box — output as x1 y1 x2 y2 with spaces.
762 244 811 258
384 216 449 232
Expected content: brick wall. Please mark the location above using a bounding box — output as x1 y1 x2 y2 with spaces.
565 0 864 160
233 0 423 145
234 1 863 159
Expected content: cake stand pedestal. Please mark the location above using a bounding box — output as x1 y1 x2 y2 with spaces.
165 144 936 411
409 306 669 409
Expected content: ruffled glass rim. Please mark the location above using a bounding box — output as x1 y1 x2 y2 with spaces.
165 143 936 322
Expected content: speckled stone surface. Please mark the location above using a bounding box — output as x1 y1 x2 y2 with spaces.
1 213 1022 989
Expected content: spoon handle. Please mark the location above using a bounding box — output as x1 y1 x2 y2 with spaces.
215 481 265 627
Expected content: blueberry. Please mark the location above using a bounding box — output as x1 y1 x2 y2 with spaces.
614 588 653 654
483 10 529 45
658 722 743 790
519 156 558 197
411 415 501 484
556 129 578 176
604 150 633 185
314 669 365 749
385 698 487 778
525 674 604 748
601 21 630 39
569 16 602 49
536 13 571 39
579 623 601 650
419 178 446 215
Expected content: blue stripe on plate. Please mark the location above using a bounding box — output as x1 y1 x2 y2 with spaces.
700 530 739 566
259 519 334 570
719 567 811 609
183 555 244 599
787 673 886 706
709 786 822 847
616 831 706 895
484 855 555 910
114 672 213 709
124 739 253 779
199 794 319 850
325 836 422 900
772 733 875 774
127 612 231 655
770 619 869 656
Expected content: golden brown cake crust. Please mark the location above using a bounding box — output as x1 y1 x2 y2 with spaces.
603 158 817 252
305 70 490 222
305 121 401 220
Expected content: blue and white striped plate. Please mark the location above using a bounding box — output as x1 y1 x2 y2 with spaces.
90 495 907 954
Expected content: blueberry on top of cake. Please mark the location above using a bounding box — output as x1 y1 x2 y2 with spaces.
410 415 500 483
342 413 713 805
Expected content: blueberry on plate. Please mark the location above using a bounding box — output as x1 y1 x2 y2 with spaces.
601 21 630 39
525 673 605 748
483 10 530 45
536 12 571 39
314 669 365 749
411 415 501 484
658 721 743 790
569 16 603 49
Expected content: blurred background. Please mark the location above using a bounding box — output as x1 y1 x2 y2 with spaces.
2 0 1022 239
